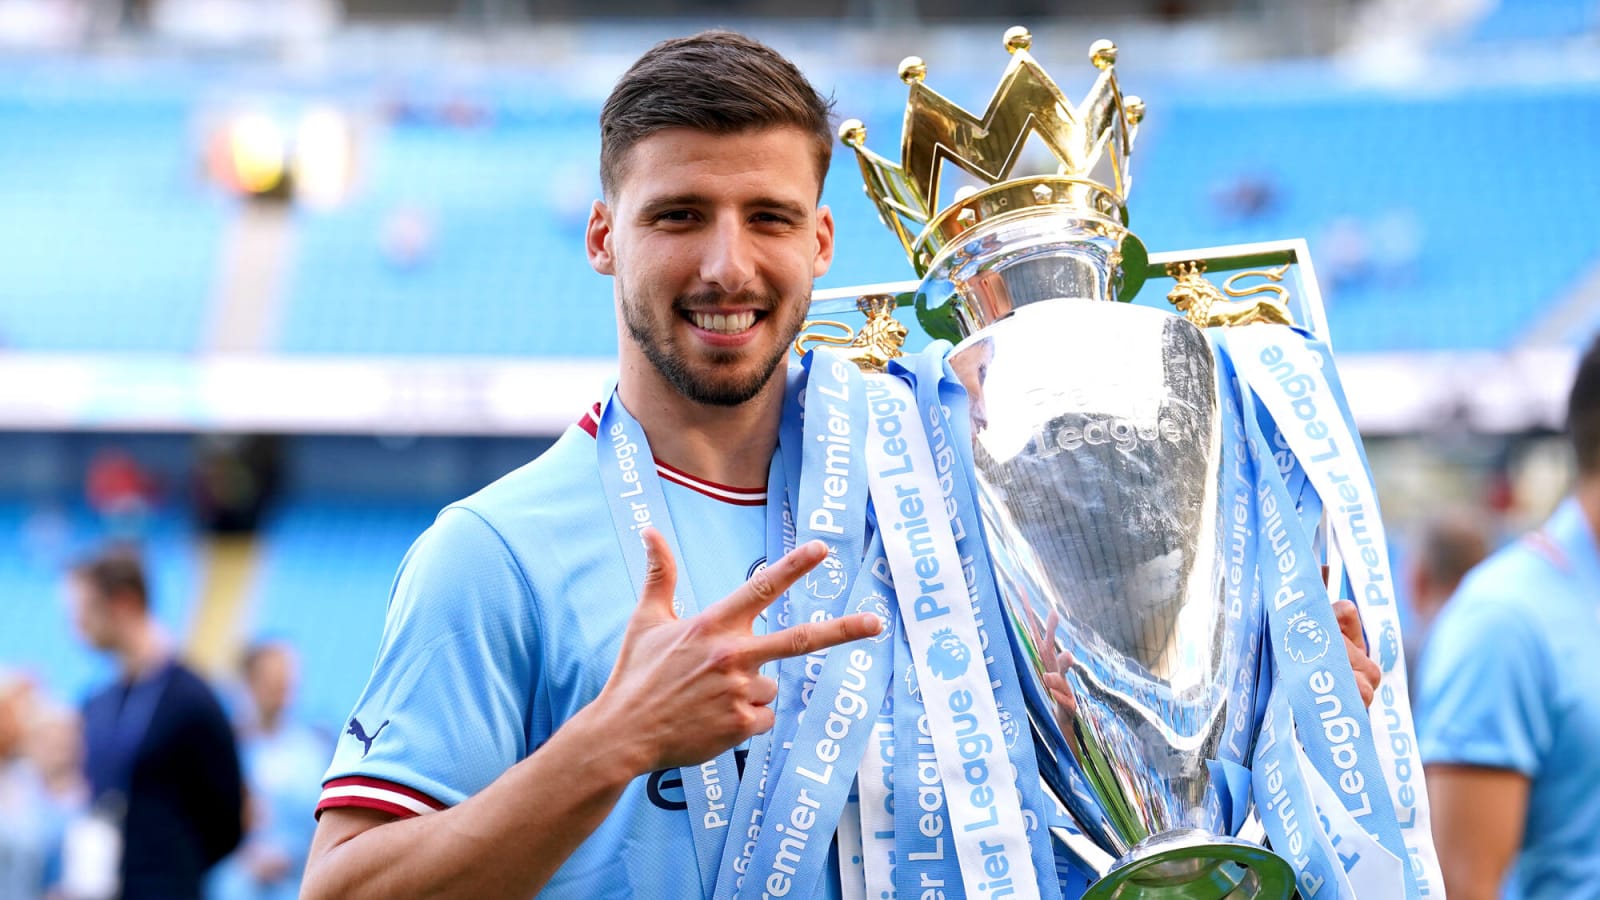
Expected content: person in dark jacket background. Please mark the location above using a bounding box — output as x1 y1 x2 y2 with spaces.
68 549 244 900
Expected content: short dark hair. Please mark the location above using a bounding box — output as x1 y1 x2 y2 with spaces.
241 639 289 678
1415 514 1490 589
70 548 149 612
599 31 834 199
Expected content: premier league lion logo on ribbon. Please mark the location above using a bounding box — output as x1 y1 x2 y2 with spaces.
805 545 849 601
1378 620 1401 672
854 592 892 643
926 628 972 680
1283 611 1332 665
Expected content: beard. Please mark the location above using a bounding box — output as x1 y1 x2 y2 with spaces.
622 286 809 407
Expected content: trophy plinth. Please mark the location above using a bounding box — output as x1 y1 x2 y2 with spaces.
1085 831 1295 900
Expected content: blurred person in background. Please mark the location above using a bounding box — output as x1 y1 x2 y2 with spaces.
208 641 328 900
0 671 54 899
67 550 243 900
1420 333 1600 899
23 702 86 900
1404 509 1492 692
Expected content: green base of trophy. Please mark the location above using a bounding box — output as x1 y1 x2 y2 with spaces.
1081 830 1296 900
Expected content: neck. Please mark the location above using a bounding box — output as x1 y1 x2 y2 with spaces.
616 366 785 490
117 620 169 681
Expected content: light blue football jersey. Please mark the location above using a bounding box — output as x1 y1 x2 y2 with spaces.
1418 497 1600 899
319 405 785 898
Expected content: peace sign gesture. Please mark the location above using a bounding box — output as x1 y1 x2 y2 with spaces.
595 528 883 775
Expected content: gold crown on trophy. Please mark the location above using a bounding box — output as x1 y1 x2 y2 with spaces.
841 27 1144 277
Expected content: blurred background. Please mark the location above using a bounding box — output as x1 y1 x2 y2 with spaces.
0 0 1593 895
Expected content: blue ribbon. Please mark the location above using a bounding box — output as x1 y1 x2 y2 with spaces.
595 392 746 894
743 535 896 900
899 348 1064 900
892 613 963 899
1218 341 1413 898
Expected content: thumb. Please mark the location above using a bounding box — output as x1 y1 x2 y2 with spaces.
634 527 680 622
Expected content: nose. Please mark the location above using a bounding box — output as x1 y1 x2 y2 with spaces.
698 215 757 295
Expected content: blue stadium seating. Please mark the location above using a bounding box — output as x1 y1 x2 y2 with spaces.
0 91 228 353
245 500 439 732
1458 0 1597 44
1 52 1597 357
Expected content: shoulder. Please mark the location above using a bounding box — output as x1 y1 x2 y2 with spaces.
162 664 229 715
398 428 599 576
1434 540 1569 643
453 426 601 529
1417 541 1560 702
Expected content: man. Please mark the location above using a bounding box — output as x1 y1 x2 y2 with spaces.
210 641 330 900
302 32 881 900
1420 334 1600 899
68 550 244 900
303 31 1380 900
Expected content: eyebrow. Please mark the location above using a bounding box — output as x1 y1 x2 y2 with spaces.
638 193 810 219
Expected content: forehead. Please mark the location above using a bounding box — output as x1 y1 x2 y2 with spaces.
611 125 823 205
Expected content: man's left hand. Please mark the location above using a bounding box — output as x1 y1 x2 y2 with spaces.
1334 599 1382 708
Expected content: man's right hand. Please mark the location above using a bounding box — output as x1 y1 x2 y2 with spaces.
594 527 882 775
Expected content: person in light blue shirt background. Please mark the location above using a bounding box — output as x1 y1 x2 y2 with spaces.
1419 333 1600 900
209 641 330 900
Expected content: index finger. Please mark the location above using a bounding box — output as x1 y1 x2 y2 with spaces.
702 539 827 627
745 611 884 665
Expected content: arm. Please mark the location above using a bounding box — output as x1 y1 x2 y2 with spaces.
1425 764 1528 900
302 530 881 900
1415 588 1554 900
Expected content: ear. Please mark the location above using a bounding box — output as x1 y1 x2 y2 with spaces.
587 200 615 276
812 205 835 279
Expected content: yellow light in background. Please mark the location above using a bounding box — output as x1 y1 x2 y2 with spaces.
229 114 287 195
294 106 354 209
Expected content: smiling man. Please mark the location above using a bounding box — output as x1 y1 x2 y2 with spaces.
299 30 1387 900
299 32 880 900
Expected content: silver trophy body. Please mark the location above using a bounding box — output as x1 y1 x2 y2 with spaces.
930 213 1294 898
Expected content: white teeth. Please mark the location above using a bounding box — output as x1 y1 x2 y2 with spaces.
692 311 757 334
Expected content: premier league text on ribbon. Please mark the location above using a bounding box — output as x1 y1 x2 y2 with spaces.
1255 344 1395 616
865 375 1039 900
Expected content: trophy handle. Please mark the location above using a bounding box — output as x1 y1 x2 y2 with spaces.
793 319 856 356
1164 260 1295 330
1143 238 1332 346
793 293 910 372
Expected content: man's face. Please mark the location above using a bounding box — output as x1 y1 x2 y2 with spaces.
248 646 296 720
588 126 834 407
65 575 116 651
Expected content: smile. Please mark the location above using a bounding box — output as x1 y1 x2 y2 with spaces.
688 310 759 334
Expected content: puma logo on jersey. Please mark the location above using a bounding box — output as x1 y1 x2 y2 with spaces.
348 717 390 757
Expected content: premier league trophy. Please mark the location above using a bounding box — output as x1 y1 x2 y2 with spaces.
800 28 1328 898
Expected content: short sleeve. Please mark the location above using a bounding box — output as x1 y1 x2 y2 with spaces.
318 506 541 817
1416 594 1553 776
